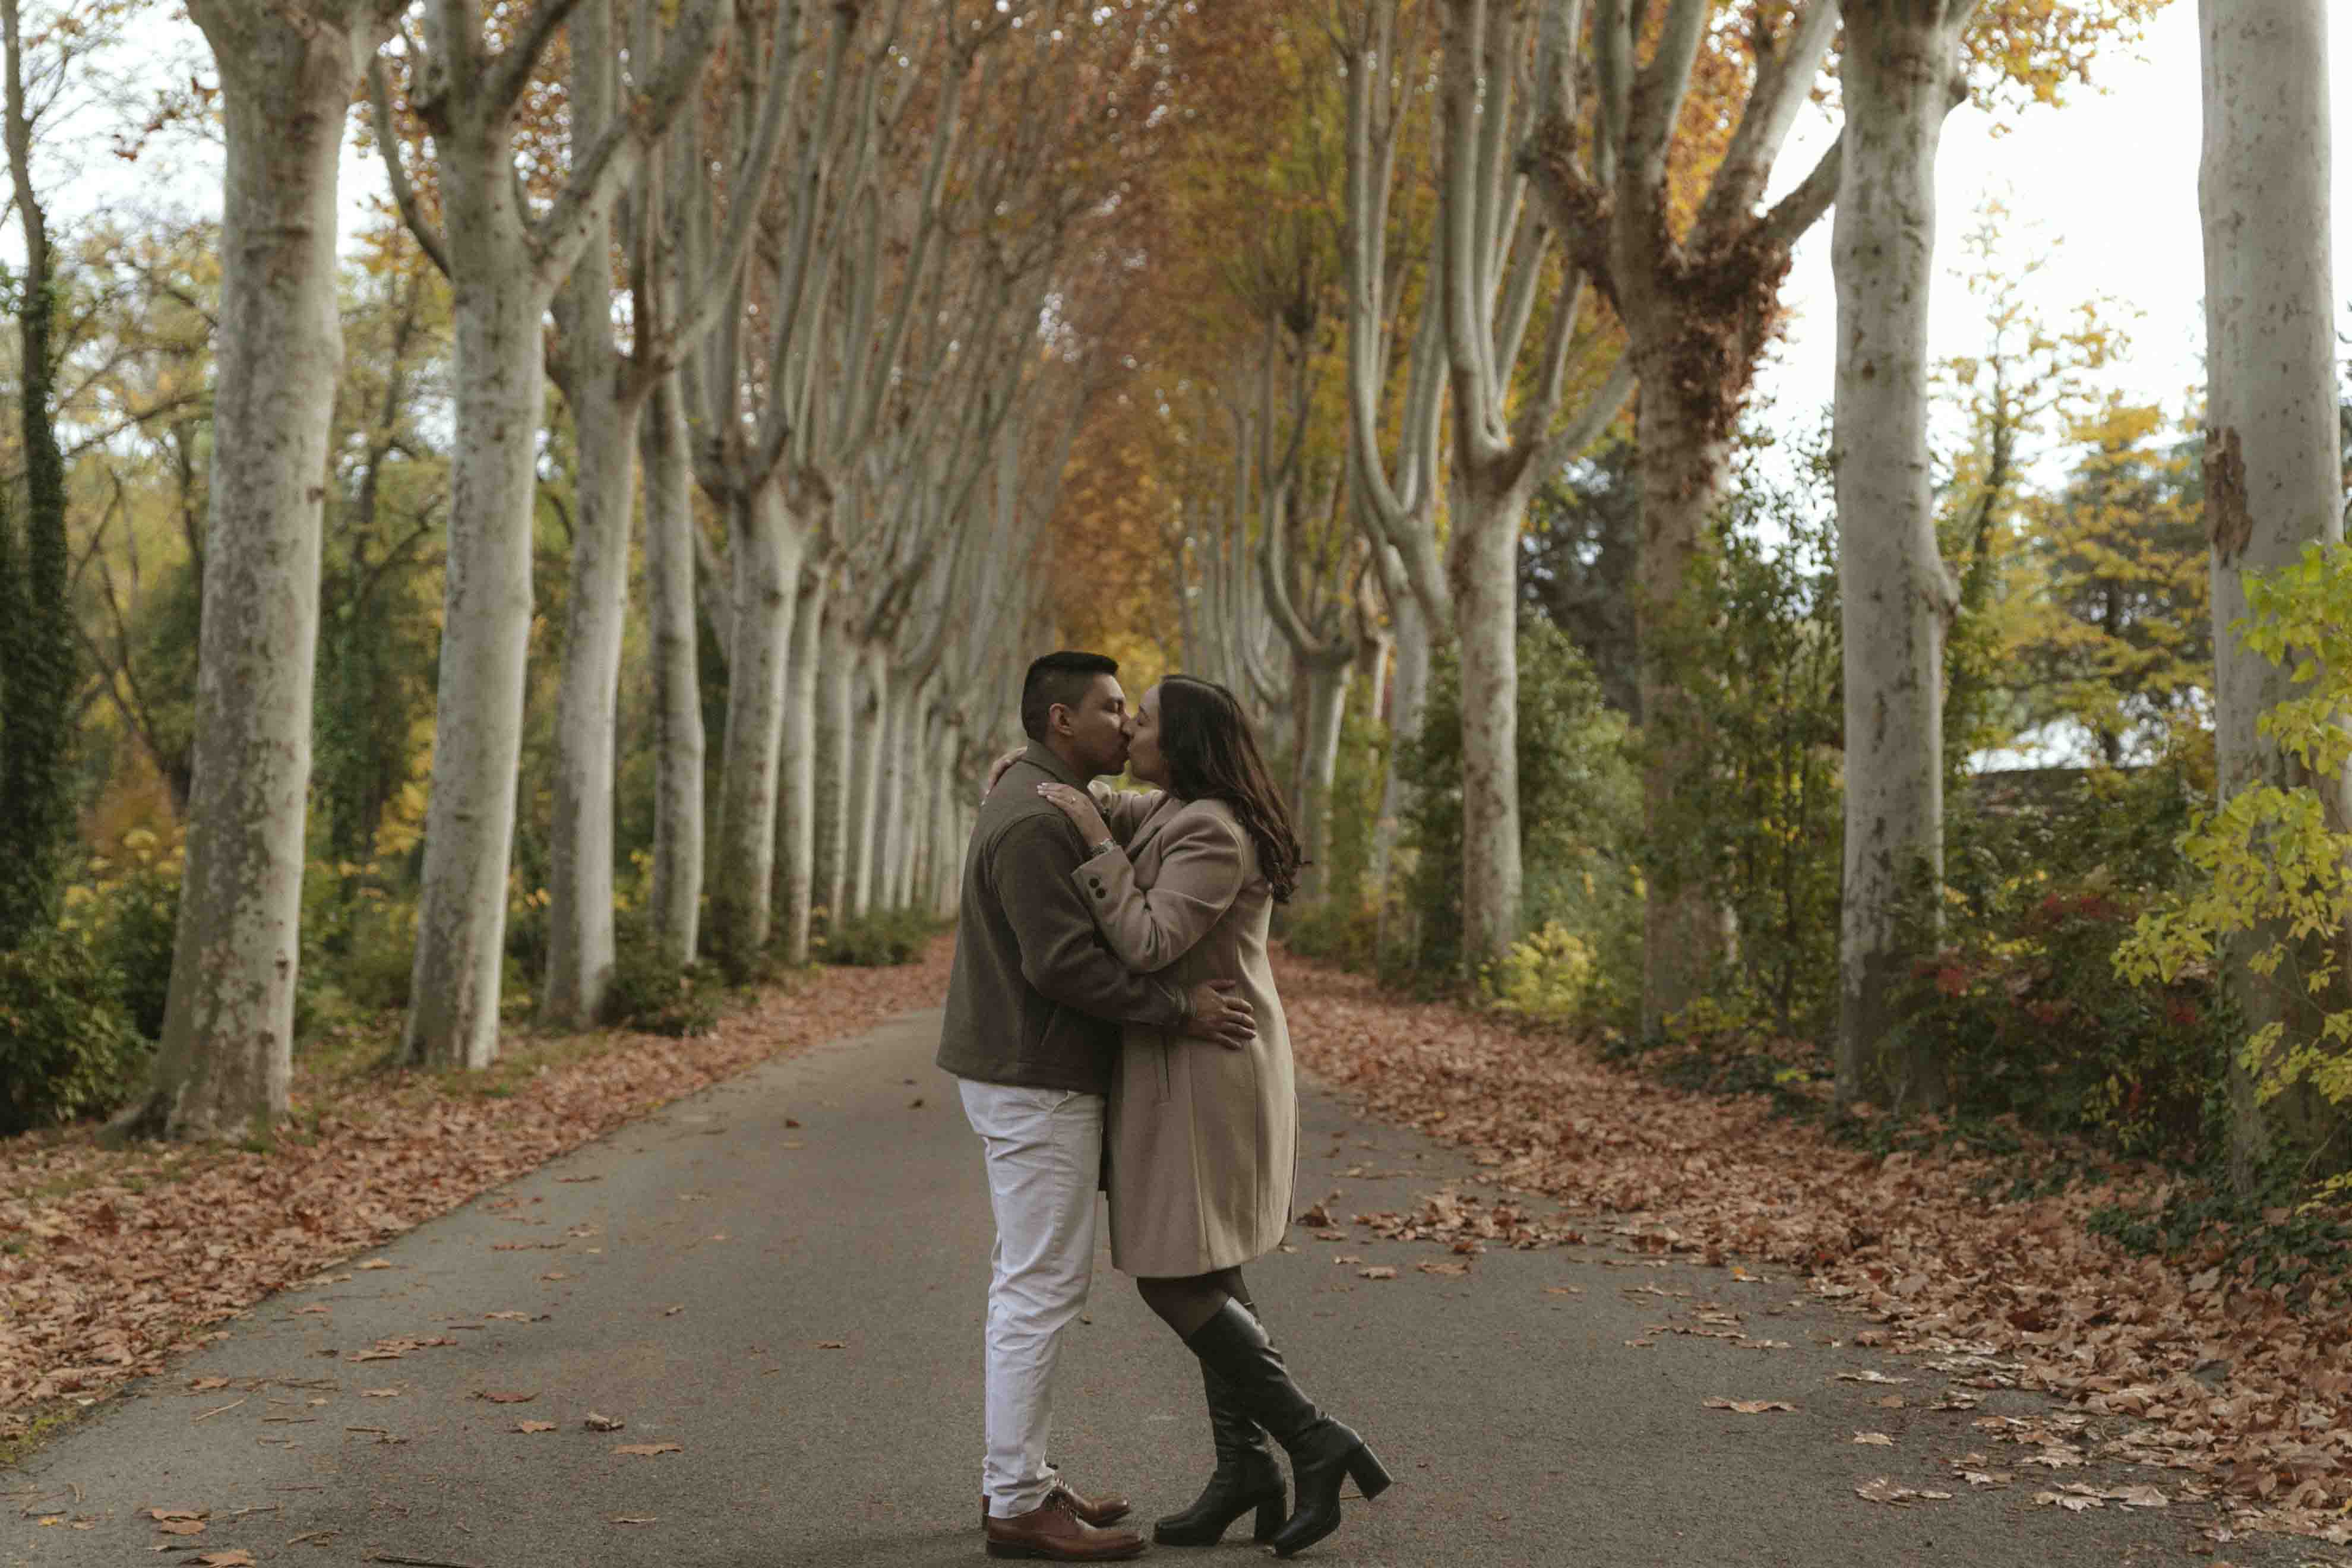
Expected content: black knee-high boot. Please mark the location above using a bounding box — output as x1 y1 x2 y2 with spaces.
1180 1300 1390 1558
1150 1362 1286 1546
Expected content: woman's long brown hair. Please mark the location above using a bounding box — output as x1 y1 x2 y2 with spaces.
1157 675 1305 902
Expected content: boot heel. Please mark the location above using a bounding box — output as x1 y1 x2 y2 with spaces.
1251 1494 1285 1542
1345 1444 1392 1501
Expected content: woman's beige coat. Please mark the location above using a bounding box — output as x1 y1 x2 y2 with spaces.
1077 787 1296 1278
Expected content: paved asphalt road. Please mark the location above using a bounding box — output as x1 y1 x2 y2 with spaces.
2 1009 2319 1567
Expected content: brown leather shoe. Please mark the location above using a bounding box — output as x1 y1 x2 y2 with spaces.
982 1491 1146 1560
979 1474 1133 1529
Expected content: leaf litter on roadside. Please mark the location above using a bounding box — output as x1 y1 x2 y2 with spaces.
0 944 953 1442
1275 954 2352 1545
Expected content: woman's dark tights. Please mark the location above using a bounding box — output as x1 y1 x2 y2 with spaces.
1137 1267 1251 1339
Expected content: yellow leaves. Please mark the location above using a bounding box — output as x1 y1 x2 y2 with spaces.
1964 0 2171 116
2113 539 2352 1115
1481 922 1597 1022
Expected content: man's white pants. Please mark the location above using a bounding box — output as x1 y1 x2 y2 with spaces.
959 1079 1104 1520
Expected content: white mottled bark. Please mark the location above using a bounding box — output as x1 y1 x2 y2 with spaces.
1370 586 1429 912
1424 0 1629 969
542 369 634 1022
403 113 547 1070
848 649 888 919
924 717 947 909
2199 0 2345 1185
814 607 856 926
1294 655 1351 905
641 372 703 966
873 671 910 910
1833 1 1973 1107
129 0 381 1139
396 0 725 1066
544 66 637 1023
1448 485 1526 964
774 561 829 963
708 483 805 969
886 681 931 910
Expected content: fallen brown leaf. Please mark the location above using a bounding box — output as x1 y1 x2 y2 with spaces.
584 1412 625 1431
1358 1266 1398 1281
1272 949 2352 1540
613 1443 682 1457
515 1421 557 1434
0 943 954 1453
1702 1398 1794 1414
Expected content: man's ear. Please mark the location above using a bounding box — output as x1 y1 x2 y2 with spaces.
1048 702 1073 737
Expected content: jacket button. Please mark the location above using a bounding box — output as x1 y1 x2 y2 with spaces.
1093 888 1106 899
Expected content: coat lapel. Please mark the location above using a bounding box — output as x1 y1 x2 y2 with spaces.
1121 795 1188 870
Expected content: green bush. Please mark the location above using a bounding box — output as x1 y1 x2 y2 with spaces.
337 896 418 1013
1485 921 1599 1024
1395 620 1642 996
1306 691 1390 909
1281 675 1400 975
2114 540 2352 1159
603 916 720 1037
1905 757 2228 1158
0 930 147 1133
1282 898 1382 970
96 863 181 1041
816 907 943 968
1645 462 1844 1039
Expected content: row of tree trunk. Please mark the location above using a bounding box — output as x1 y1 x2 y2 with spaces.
115 0 1141 1140
82 0 2350 1197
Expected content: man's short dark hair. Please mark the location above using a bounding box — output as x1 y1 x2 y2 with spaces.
1021 651 1119 742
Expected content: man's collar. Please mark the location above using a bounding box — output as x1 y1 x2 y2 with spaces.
1019 741 1089 791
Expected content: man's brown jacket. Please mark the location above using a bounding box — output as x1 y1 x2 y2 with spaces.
935 744 1188 1095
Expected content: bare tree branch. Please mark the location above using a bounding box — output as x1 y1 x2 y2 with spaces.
369 55 451 278
480 0 592 116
